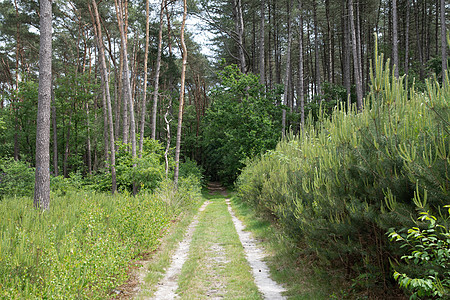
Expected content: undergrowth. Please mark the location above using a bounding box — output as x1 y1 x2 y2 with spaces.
0 177 201 299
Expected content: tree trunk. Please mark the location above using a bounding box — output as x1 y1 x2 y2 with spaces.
405 0 410 74
86 101 92 175
91 0 117 193
342 0 351 103
325 0 332 83
52 91 58 176
34 0 52 210
313 0 321 96
151 0 165 140
440 0 447 85
355 0 363 94
174 0 188 187
349 0 363 110
139 0 151 155
414 0 424 79
164 99 172 178
282 0 291 136
392 0 399 78
259 0 265 85
298 0 305 132
63 113 72 178
115 0 137 193
234 0 246 73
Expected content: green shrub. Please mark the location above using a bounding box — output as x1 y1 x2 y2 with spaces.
0 157 35 198
87 138 166 193
388 206 450 299
237 42 449 297
179 157 205 186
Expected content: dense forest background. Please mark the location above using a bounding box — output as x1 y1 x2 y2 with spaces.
0 0 448 298
0 0 447 185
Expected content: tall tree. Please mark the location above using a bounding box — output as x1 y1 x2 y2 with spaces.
440 0 447 85
392 0 399 78
115 0 137 177
139 0 151 155
349 0 363 110
342 0 351 102
91 0 117 193
313 0 321 95
405 0 410 74
298 0 305 131
282 0 292 135
34 0 52 210
259 0 265 85
234 0 246 73
174 0 188 186
150 0 165 140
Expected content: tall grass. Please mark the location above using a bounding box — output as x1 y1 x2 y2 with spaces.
0 177 201 299
237 41 449 296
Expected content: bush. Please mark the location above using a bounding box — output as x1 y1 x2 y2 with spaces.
0 157 35 198
236 43 449 296
388 205 450 299
87 138 166 193
179 157 205 186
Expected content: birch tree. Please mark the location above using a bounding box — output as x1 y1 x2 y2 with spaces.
174 0 188 186
150 0 165 140
91 0 117 193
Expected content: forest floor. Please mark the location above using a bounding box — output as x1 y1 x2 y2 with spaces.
115 182 286 299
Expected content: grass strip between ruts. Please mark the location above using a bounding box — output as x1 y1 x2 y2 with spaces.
176 196 262 299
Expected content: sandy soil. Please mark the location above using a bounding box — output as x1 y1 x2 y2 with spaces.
226 198 286 300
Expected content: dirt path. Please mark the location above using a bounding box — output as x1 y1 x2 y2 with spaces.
142 184 285 299
151 200 211 300
225 198 286 299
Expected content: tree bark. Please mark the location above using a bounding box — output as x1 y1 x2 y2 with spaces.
298 0 305 132
174 0 188 187
414 0 424 79
259 0 265 85
34 0 52 210
91 0 117 193
342 0 351 104
151 0 165 140
234 0 246 73
405 0 410 74
139 0 151 155
313 0 321 96
440 0 447 86
392 0 399 78
115 0 137 193
282 0 291 136
52 91 58 176
349 0 363 110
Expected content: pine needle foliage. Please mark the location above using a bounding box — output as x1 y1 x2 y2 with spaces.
237 41 449 296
